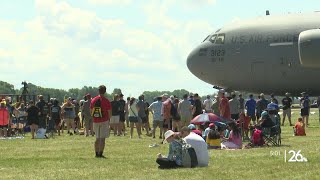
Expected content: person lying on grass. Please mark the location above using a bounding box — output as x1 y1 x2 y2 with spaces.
156 130 182 169
221 121 242 149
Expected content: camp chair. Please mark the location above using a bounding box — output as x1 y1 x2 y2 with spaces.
262 114 281 146
11 116 27 137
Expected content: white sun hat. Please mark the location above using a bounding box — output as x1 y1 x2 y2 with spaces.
163 130 175 143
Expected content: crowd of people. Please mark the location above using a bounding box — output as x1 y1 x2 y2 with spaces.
0 86 314 162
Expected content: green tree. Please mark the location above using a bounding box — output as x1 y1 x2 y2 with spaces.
0 81 15 94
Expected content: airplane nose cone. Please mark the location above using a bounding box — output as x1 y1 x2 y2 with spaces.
186 48 198 73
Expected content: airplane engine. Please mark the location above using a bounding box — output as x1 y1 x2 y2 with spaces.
299 29 320 68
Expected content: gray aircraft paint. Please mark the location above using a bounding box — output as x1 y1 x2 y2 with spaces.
187 12 320 95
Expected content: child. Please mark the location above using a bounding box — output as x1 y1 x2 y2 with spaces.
203 122 213 140
221 121 242 149
251 125 264 146
206 127 221 149
294 118 306 136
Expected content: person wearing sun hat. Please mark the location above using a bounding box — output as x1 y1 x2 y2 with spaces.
156 130 183 169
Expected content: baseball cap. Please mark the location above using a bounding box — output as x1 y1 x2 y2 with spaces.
218 89 225 94
209 123 215 128
188 124 196 130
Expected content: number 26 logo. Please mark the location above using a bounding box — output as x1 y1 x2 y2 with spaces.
286 150 308 162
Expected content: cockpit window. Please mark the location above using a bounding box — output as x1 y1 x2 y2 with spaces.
202 35 210 42
215 34 225 44
209 34 217 43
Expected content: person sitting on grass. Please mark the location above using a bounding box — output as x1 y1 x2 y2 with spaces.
221 121 242 149
0 100 10 138
202 122 211 140
156 130 182 169
251 125 264 147
206 124 221 149
188 124 202 137
294 118 306 136
180 126 209 167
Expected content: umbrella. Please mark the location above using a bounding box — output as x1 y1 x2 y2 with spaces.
191 113 222 125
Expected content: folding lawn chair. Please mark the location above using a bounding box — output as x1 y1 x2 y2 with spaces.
262 114 281 146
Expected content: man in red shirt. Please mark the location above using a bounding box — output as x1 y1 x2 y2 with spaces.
218 89 231 120
90 85 112 158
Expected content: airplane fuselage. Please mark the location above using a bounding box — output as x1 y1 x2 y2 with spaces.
187 12 320 95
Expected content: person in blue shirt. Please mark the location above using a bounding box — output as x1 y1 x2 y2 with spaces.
245 94 257 125
149 96 163 139
156 130 182 169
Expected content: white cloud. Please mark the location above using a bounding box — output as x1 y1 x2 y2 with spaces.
87 0 132 6
143 1 180 30
0 0 218 97
34 0 125 41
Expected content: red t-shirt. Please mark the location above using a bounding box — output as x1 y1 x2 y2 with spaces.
90 95 111 123
219 97 231 120
0 108 9 126
295 122 306 136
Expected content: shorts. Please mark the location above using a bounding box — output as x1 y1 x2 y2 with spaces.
110 115 120 124
180 115 191 125
119 112 125 122
301 108 309 116
153 121 164 129
231 114 239 120
129 116 141 123
140 116 148 124
0 124 8 129
84 115 93 129
64 118 74 125
283 108 291 118
93 121 110 139
27 118 39 126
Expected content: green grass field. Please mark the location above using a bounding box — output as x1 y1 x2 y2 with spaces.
1 109 320 180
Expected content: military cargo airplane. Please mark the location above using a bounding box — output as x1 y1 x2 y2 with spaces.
187 12 320 95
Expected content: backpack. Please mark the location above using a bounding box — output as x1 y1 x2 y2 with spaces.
170 102 180 120
91 98 103 118
176 140 198 168
252 129 264 146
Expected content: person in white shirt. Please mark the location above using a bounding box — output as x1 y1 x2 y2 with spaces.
203 95 213 113
180 127 209 167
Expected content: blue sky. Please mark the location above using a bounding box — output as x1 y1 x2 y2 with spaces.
1 0 319 97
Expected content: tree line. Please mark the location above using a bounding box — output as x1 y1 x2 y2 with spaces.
0 81 212 103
